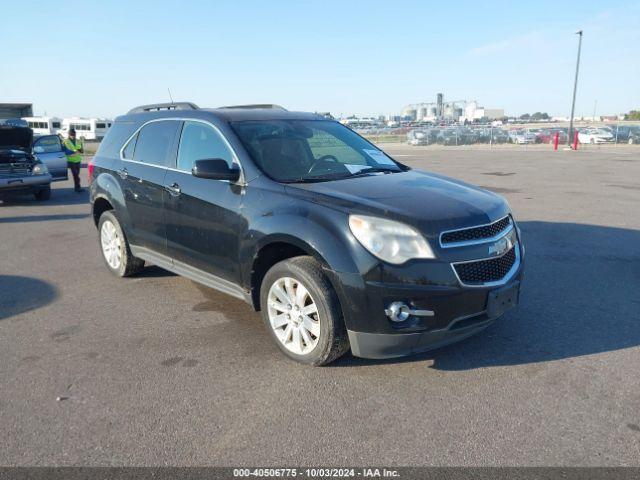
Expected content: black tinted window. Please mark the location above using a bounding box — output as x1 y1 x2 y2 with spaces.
96 121 138 159
122 133 137 159
133 121 179 167
177 121 234 171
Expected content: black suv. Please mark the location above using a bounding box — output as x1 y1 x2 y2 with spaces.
90 102 524 365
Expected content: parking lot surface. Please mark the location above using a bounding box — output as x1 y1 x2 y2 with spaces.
1 146 639 466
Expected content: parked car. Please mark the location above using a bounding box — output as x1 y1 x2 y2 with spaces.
0 119 52 201
508 130 536 144
489 128 510 144
33 135 69 181
535 128 568 144
578 128 614 144
407 128 436 145
610 125 640 144
90 102 524 365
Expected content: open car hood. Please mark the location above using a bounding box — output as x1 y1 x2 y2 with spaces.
0 124 33 152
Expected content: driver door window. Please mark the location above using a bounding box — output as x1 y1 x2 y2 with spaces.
177 121 235 172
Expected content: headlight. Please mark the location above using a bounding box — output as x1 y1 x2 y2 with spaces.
349 214 435 264
32 163 49 175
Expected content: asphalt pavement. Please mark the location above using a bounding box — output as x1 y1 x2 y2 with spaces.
1 145 639 466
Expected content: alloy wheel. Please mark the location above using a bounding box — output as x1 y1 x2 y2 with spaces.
100 220 122 270
267 276 320 355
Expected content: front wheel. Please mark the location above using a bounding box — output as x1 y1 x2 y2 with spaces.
260 256 349 366
98 211 144 277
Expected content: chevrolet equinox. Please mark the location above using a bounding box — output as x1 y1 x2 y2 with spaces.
90 102 524 365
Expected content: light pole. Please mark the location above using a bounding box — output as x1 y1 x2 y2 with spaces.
568 30 583 147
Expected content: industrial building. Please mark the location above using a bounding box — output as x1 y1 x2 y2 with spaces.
401 94 504 123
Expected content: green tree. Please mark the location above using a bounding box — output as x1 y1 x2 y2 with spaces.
531 112 550 120
625 110 640 120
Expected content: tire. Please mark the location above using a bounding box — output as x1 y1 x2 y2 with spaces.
34 186 51 201
97 210 144 277
260 256 349 366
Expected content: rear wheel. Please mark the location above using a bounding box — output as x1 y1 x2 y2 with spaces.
98 210 144 277
34 186 51 201
260 256 349 366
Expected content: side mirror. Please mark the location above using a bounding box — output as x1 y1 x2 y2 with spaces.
192 158 240 182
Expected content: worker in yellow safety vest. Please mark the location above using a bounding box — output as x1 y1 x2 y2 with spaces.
62 128 84 192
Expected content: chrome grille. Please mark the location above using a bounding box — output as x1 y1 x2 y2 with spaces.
453 246 517 285
441 216 512 246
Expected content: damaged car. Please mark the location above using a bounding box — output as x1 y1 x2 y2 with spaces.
0 119 52 201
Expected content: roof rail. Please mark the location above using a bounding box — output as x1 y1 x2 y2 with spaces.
218 104 287 111
127 102 199 114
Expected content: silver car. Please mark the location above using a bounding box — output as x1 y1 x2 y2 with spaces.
33 135 68 181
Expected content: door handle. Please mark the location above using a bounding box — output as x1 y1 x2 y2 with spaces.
117 167 128 179
165 182 181 196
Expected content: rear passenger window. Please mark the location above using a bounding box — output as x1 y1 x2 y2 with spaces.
132 120 180 167
177 121 235 172
122 133 137 159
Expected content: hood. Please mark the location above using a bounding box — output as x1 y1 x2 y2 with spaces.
285 169 509 238
0 125 33 152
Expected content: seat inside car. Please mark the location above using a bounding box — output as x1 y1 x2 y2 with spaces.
257 136 307 179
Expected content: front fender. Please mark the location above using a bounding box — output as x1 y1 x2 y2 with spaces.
239 204 378 288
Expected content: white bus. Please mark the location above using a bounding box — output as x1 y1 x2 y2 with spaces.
22 116 63 136
59 117 113 140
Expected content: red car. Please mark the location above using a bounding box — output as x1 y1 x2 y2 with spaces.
536 129 568 144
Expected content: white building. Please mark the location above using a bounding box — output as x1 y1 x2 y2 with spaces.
59 117 113 140
22 116 63 136
463 101 504 122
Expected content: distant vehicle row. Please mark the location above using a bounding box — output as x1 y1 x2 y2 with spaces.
22 116 113 140
405 125 640 146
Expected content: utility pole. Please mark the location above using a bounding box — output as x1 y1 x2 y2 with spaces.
568 30 583 147
592 99 597 122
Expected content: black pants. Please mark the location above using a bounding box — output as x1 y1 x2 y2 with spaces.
68 162 81 190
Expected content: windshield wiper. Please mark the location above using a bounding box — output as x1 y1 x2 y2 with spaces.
283 173 352 184
283 167 400 184
348 167 400 177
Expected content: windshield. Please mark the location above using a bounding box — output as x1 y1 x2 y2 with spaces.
231 120 402 182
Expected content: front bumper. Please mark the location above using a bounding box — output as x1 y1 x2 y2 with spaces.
326 240 524 360
348 314 495 359
0 174 51 194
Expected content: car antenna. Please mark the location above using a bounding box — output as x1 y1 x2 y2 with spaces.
167 88 175 106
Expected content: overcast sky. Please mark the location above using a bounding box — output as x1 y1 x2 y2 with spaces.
2 0 638 119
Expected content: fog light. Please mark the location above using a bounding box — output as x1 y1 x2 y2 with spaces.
385 302 435 323
385 302 410 322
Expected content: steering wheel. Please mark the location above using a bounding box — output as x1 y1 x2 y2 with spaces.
307 154 339 174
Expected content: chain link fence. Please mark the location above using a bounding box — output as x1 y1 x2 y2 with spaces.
360 122 640 150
